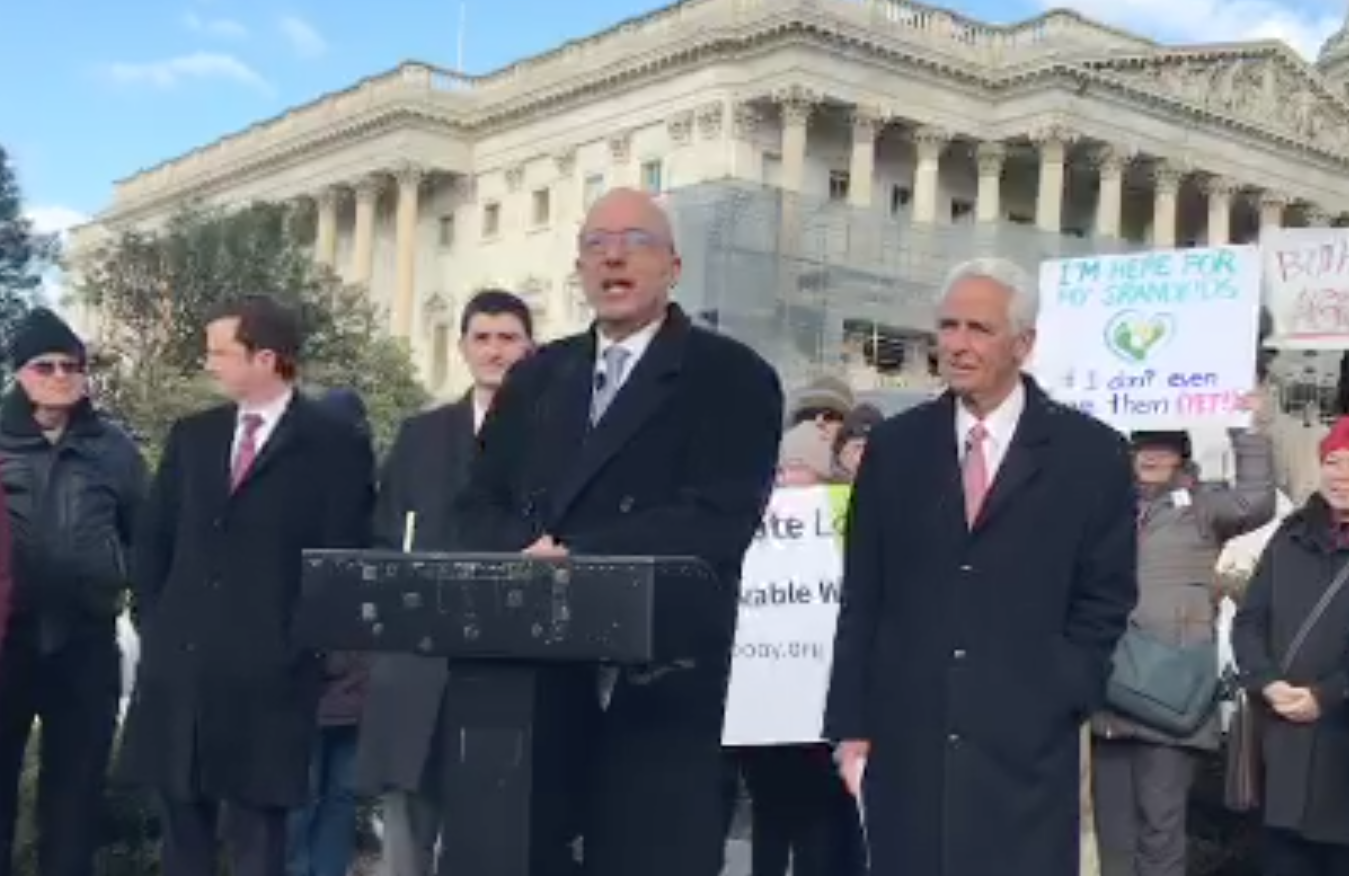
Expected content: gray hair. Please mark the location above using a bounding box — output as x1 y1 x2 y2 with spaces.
935 257 1039 333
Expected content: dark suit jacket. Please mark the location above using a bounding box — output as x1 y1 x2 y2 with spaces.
354 397 477 794
119 394 374 806
824 376 1137 876
456 303 783 876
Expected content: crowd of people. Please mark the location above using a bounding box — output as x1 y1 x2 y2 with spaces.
0 183 1343 876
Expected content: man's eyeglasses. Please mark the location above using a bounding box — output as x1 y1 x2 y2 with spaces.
578 229 668 255
27 360 85 377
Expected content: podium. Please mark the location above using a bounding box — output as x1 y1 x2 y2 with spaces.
294 550 723 876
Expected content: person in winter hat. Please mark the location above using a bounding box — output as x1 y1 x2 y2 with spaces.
0 306 147 876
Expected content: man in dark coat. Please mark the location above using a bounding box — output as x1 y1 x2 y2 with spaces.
456 187 783 876
354 289 534 876
825 257 1138 876
120 295 374 876
0 308 145 876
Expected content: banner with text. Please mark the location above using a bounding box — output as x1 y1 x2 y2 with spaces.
722 485 848 747
1263 227 1349 350
1031 246 1261 432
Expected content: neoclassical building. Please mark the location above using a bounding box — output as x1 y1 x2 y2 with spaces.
77 0 1349 394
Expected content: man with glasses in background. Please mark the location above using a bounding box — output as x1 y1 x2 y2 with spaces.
0 307 147 876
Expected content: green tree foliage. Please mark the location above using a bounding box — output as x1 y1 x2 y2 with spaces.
77 201 427 455
0 145 53 366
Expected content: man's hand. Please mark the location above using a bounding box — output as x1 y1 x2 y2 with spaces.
523 535 568 559
1263 680 1298 708
1274 686 1322 724
835 740 870 798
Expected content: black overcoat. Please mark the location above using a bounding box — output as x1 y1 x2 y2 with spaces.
456 303 783 876
1231 495 1349 846
119 395 374 806
824 377 1137 876
354 397 477 795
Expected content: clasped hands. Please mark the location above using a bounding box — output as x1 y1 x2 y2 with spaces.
1263 680 1321 724
523 534 568 558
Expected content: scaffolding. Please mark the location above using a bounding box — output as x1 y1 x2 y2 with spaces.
665 180 1144 392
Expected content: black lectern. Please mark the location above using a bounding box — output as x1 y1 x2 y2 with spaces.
294 550 722 876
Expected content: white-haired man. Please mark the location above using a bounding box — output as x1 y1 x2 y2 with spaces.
824 257 1138 876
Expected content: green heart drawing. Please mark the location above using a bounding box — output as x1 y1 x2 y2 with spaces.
1104 310 1175 364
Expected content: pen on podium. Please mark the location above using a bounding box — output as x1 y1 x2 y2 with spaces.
402 511 417 553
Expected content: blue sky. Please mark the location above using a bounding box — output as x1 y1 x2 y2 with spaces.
1 0 1344 236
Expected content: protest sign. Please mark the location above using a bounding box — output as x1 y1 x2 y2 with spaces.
722 485 848 747
1262 227 1349 350
1031 246 1261 432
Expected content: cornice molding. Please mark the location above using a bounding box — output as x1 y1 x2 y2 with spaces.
103 13 1349 220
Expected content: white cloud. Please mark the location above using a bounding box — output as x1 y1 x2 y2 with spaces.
24 206 90 311
1037 0 1341 59
105 52 273 95
26 205 88 239
278 15 328 59
183 11 249 40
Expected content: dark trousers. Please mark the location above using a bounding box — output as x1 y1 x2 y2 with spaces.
1264 828 1349 876
160 797 288 876
287 725 360 876
738 744 867 876
0 625 121 876
1092 738 1196 876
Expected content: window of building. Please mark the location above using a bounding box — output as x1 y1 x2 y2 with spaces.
532 188 551 227
583 174 605 208
430 323 450 389
950 199 975 223
640 160 664 194
889 185 912 216
829 170 851 202
482 202 501 238
1007 211 1034 226
438 214 456 248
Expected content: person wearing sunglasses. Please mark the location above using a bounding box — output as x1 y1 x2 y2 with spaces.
0 306 148 876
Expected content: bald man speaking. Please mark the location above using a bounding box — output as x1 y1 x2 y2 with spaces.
457 188 784 876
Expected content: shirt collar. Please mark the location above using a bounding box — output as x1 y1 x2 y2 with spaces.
955 380 1026 448
239 388 294 427
595 318 662 366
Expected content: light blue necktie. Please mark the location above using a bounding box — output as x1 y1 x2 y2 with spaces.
591 345 632 424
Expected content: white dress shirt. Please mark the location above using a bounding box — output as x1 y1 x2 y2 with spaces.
594 318 662 392
954 380 1026 482
232 389 294 465
473 397 488 434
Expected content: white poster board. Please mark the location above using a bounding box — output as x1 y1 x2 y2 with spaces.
722 485 848 747
1031 246 1261 431
1262 227 1349 350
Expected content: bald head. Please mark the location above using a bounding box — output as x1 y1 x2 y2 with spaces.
582 187 676 250
575 186 682 340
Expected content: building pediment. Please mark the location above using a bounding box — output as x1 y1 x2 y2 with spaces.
1078 47 1349 157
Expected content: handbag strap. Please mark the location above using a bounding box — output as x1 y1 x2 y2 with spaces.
1281 556 1349 674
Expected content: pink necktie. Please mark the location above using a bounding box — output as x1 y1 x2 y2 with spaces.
231 414 264 492
963 423 989 527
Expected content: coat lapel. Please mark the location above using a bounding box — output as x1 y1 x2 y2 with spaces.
547 307 689 527
973 378 1054 532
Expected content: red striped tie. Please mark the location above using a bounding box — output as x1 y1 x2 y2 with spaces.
231 414 264 492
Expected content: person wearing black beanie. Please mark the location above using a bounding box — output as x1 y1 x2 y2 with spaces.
0 305 147 876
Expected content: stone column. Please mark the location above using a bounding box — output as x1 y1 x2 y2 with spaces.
1092 145 1131 239
911 126 950 224
729 101 762 181
1258 191 1289 236
607 132 633 189
1304 205 1334 227
551 149 577 334
1202 176 1238 245
777 86 818 195
350 175 382 286
847 106 883 209
1150 161 1185 249
1031 124 1076 233
694 102 726 182
391 164 424 339
975 142 1006 223
314 186 339 268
